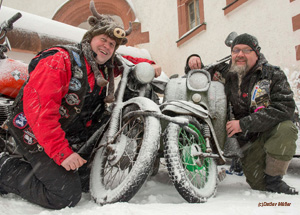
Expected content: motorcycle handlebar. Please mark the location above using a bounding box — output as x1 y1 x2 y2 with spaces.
0 12 22 35
203 55 231 71
7 12 22 26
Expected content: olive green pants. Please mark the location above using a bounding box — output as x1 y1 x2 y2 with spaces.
241 120 298 191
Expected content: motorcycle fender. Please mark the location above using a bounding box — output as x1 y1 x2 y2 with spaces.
161 100 208 119
205 119 226 163
123 97 161 113
163 78 187 102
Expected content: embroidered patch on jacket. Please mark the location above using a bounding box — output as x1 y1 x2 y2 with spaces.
74 66 83 79
69 77 82 91
23 128 37 145
72 51 82 67
59 106 70 118
13 112 27 129
65 93 80 105
250 79 271 108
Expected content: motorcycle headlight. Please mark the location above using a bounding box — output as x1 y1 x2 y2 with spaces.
132 62 155 84
187 69 211 92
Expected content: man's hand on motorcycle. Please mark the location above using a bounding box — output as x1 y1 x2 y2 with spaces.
226 120 242 137
61 153 87 171
188 56 202 70
152 64 162 77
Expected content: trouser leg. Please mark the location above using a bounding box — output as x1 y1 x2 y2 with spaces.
0 150 82 209
241 120 297 191
241 137 266 190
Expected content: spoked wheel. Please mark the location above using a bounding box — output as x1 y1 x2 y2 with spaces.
164 116 217 203
90 109 160 205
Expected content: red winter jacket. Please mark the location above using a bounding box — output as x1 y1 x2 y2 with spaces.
23 47 155 165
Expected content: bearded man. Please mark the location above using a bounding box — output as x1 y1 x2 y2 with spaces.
185 33 298 195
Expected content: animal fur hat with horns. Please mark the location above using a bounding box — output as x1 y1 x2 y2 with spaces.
81 0 132 103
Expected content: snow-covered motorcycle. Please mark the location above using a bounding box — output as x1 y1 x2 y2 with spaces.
0 11 27 154
86 54 189 205
159 33 238 203
0 8 186 205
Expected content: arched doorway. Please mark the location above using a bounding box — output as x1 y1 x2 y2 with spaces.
52 0 149 46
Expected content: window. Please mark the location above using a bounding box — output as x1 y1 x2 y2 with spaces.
223 0 248 15
177 0 206 47
292 14 300 61
188 0 200 30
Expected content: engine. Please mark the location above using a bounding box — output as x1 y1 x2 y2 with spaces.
0 97 14 126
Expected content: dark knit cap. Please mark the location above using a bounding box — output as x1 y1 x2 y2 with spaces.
231 33 261 56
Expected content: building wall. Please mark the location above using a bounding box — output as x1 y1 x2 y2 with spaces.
3 0 300 77
2 0 66 19
131 0 300 77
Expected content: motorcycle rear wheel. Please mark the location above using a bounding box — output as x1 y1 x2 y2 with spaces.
90 113 160 205
164 116 217 203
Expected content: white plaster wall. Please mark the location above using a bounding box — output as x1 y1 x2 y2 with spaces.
2 0 66 18
132 0 300 77
3 0 300 76
130 0 180 75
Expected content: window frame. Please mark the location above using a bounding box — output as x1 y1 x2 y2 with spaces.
177 0 206 47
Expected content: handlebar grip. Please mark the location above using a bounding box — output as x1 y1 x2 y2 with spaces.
7 12 22 26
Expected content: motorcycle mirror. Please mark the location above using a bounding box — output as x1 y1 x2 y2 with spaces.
225 32 238 47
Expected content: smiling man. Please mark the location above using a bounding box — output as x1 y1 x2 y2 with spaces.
0 0 161 209
185 33 298 195
225 33 298 195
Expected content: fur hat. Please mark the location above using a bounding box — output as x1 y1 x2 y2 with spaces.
81 0 132 50
231 33 261 56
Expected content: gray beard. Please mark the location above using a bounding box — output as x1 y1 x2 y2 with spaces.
229 64 249 96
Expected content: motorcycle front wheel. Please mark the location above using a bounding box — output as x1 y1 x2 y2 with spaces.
90 112 160 205
164 116 218 203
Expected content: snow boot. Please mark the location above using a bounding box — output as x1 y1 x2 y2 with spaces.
265 174 298 195
226 157 243 176
264 154 298 195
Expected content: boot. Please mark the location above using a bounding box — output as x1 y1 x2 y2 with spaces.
0 152 10 195
226 157 243 176
265 174 298 195
265 154 298 195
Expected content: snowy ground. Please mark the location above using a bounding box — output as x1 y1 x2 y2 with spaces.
1 105 299 215
0 156 299 215
0 106 299 215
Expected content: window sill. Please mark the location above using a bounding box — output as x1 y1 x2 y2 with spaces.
176 23 206 47
223 0 248 15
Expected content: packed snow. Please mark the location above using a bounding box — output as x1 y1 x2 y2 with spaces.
0 157 299 215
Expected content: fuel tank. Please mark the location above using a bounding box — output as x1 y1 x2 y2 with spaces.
0 58 28 98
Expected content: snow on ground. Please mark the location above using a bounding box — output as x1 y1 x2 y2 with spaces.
0 157 299 215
